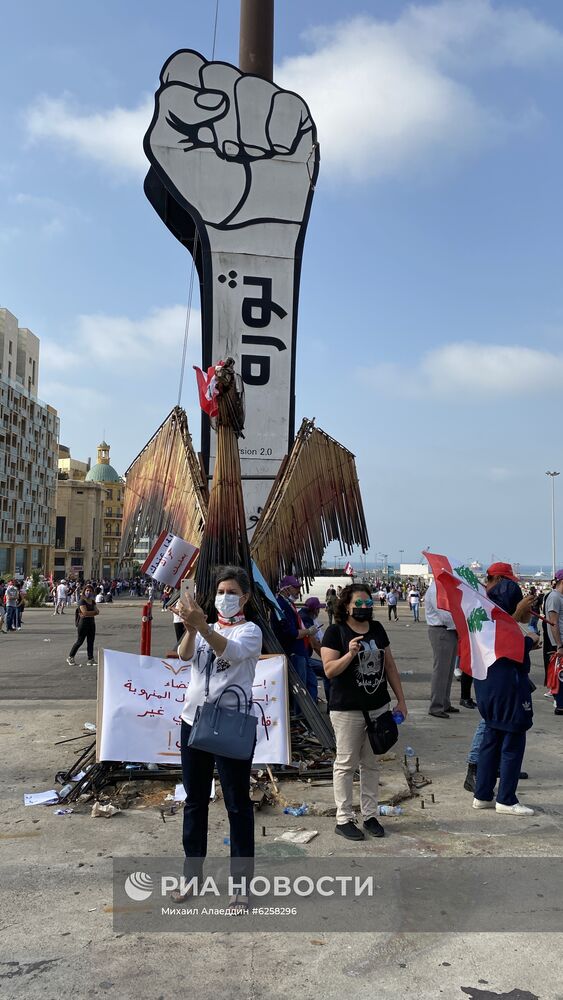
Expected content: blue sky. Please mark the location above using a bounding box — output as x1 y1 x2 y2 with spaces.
2 0 563 568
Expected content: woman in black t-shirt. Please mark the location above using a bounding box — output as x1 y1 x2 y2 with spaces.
321 583 408 842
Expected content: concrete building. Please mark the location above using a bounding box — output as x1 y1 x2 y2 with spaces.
0 307 59 579
85 442 124 579
54 442 125 581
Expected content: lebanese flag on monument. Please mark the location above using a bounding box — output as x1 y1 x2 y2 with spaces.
193 365 220 418
344 562 354 576
423 551 525 679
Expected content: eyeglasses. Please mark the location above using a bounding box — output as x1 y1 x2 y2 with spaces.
354 598 373 607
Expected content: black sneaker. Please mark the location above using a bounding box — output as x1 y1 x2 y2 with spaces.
363 817 385 838
463 763 477 793
335 822 365 841
460 698 477 709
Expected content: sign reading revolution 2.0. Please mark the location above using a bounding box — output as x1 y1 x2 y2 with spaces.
143 49 319 528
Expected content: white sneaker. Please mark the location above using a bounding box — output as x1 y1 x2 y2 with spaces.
495 802 535 816
472 797 495 809
66 656 76 665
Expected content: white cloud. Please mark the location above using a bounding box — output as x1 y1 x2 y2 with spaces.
363 342 563 399
40 304 201 374
25 94 151 176
23 2 563 182
276 1 562 180
11 191 87 239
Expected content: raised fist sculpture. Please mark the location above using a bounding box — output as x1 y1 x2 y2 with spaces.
144 49 318 233
143 49 319 528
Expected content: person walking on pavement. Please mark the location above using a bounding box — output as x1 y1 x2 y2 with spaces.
54 579 68 615
425 580 459 719
4 581 18 632
67 583 99 665
386 588 398 622
408 586 421 622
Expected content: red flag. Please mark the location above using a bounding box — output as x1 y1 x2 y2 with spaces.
193 366 219 418
344 562 354 576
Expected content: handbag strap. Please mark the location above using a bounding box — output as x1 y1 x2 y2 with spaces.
214 682 248 714
203 645 216 701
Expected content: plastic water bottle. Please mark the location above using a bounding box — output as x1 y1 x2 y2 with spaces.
405 746 416 775
378 805 403 816
283 803 309 817
392 710 405 724
223 837 231 846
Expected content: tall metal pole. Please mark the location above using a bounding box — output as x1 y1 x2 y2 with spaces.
546 471 560 578
239 0 274 80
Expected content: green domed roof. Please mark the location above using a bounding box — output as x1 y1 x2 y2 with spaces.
85 463 121 483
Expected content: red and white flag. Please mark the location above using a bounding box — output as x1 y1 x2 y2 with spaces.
193 365 220 418
344 562 354 576
423 551 525 679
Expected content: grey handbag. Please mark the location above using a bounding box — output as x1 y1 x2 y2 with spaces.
187 648 268 760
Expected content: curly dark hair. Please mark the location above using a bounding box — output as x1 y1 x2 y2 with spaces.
334 582 373 623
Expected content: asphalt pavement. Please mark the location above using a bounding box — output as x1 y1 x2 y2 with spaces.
1 600 562 1000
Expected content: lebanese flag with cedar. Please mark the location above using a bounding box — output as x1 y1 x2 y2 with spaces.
423 551 525 679
193 365 220 418
344 562 354 576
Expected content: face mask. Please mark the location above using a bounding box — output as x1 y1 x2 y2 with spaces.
352 608 373 622
215 593 242 619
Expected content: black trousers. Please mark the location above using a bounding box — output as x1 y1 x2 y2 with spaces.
69 620 95 659
460 671 473 700
180 720 255 882
388 605 398 620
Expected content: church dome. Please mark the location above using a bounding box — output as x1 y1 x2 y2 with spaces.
85 441 121 483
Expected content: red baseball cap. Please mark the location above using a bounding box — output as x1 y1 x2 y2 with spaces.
486 561 519 582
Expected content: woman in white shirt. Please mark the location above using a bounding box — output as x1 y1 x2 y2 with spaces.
172 565 262 911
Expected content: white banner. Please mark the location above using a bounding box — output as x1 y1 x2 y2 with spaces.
141 529 198 589
97 649 290 766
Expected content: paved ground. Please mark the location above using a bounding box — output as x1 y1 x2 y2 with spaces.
1 602 562 1000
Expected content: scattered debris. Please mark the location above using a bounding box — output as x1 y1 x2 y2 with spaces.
24 790 59 806
283 803 309 817
54 808 74 816
91 802 120 818
83 723 97 733
275 830 318 845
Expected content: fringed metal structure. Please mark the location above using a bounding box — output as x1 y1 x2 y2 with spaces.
120 406 208 561
250 418 369 589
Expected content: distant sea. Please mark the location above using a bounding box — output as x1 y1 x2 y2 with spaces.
326 561 555 578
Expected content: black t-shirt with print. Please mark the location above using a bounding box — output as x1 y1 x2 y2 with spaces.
322 621 391 711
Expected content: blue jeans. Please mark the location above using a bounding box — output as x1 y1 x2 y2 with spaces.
475 726 526 806
308 657 330 702
290 653 319 703
467 717 486 764
411 603 420 621
5 606 17 631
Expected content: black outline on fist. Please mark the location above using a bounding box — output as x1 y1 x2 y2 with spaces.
144 49 319 231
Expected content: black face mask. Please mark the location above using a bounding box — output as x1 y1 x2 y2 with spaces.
351 608 373 622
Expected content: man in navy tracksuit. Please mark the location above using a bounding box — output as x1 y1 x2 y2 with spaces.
271 575 319 703
473 571 537 816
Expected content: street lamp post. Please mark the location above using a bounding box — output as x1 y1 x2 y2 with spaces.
546 471 560 579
